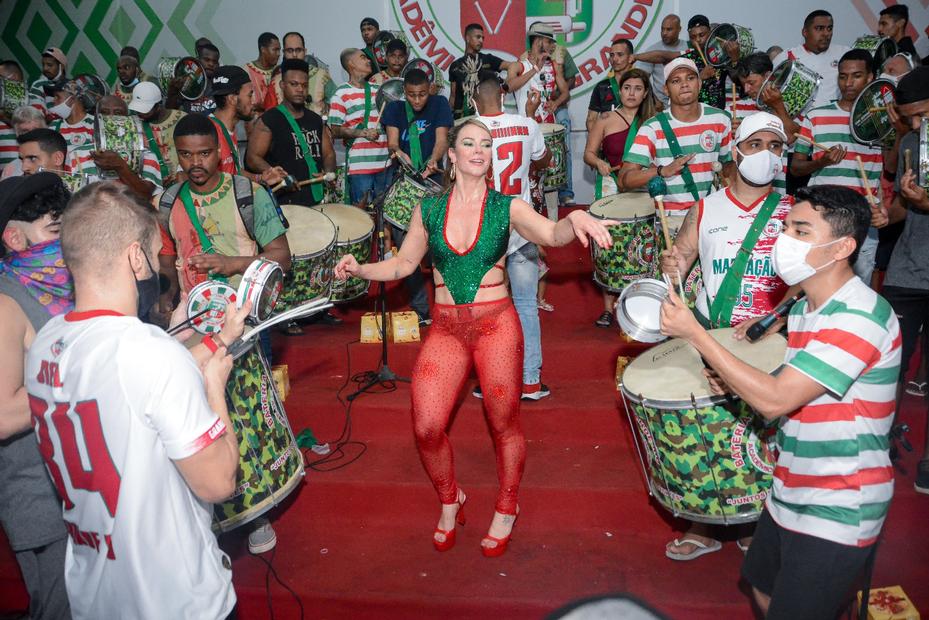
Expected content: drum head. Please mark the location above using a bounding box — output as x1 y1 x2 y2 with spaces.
541 123 565 136
622 328 786 407
589 192 654 221
187 280 238 334
317 204 374 243
281 205 337 257
174 57 207 101
616 278 667 343
851 79 896 147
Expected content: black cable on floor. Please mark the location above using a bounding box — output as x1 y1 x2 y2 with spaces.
253 547 304 620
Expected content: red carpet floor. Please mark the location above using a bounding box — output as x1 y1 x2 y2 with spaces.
2 208 927 619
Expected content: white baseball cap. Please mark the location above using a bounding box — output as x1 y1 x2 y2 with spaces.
128 81 162 114
735 111 788 144
663 57 699 83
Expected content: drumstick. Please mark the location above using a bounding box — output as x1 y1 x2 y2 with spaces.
869 106 887 113
294 172 337 188
904 149 912 174
855 155 878 208
655 195 673 249
271 175 296 193
793 132 830 152
166 307 212 335
694 43 711 69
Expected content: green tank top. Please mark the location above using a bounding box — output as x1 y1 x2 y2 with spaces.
421 188 512 305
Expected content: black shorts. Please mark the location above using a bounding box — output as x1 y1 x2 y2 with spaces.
741 510 874 620
882 285 929 378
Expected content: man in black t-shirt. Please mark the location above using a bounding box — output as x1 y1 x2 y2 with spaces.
247 59 336 206
586 37 636 131
448 23 510 119
878 5 919 59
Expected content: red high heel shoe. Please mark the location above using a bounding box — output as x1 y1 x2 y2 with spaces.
433 491 466 552
481 508 519 558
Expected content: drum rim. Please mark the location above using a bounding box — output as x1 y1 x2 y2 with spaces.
616 278 668 344
850 78 897 147
589 193 656 221
282 206 338 257
756 59 823 115
237 258 283 322
705 23 753 67
187 279 238 334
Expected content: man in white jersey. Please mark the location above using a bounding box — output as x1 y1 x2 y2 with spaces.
773 10 850 109
472 75 553 400
661 185 900 618
25 182 249 619
659 112 796 561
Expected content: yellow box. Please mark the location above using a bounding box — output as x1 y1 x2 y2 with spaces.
271 365 290 401
360 312 390 343
390 311 421 343
615 356 632 392
858 586 920 620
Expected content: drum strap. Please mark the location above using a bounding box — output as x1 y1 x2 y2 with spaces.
609 76 621 109
405 101 424 171
209 114 241 174
656 112 701 203
708 191 782 327
178 182 229 282
275 104 324 203
595 116 639 200
141 121 170 180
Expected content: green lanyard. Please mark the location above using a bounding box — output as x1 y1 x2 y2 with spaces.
275 104 323 203
142 121 170 179
405 101 424 171
346 83 373 165
178 181 227 282
609 75 621 108
656 112 701 203
209 114 241 174
595 116 639 200
708 191 783 327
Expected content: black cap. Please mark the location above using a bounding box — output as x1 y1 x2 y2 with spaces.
896 66 929 105
0 172 64 231
688 14 710 30
211 65 251 96
360 17 379 29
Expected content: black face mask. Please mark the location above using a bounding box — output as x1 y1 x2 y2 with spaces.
131 248 165 319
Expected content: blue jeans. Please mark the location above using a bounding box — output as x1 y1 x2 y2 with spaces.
853 227 878 285
507 242 541 385
554 106 573 202
348 167 392 205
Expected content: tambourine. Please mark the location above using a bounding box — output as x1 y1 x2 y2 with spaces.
237 258 283 323
186 280 238 335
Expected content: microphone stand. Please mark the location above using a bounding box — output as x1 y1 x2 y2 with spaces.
347 185 410 400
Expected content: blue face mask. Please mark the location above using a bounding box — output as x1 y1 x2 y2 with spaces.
122 77 140 88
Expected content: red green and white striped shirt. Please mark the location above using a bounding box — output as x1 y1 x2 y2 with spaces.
624 104 732 212
51 114 95 152
770 277 901 547
796 103 882 198
0 121 17 172
328 83 388 175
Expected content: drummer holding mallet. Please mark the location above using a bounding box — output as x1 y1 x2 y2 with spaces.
660 184 901 619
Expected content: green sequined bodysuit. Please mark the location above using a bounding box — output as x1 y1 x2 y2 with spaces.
421 188 512 305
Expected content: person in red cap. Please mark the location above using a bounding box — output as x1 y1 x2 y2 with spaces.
29 47 68 115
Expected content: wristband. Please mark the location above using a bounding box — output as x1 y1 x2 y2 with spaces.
204 334 227 353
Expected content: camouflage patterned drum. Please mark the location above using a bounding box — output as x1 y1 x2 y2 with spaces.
316 204 373 302
207 332 304 532
588 192 656 292
541 123 567 191
919 117 928 191
758 60 822 119
852 35 897 71
275 205 337 312
323 166 347 205
157 56 207 100
705 23 754 68
0 77 28 115
383 167 443 230
620 328 785 524
93 114 145 174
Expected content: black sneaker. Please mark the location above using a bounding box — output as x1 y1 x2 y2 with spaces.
916 459 929 495
595 311 613 328
472 386 483 399
521 383 551 401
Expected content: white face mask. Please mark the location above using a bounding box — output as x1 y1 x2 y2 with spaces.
877 72 898 85
49 97 73 120
771 233 846 285
736 146 782 186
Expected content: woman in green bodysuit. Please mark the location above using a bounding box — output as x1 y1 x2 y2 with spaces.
335 119 615 557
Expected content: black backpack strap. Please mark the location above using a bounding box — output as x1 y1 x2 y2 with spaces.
231 174 256 242
158 182 184 225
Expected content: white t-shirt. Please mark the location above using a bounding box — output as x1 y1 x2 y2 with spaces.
511 58 557 124
477 112 546 254
25 311 236 620
637 39 690 106
773 44 851 109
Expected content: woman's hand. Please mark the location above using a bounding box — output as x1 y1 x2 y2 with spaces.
595 159 612 177
566 210 617 249
334 254 361 281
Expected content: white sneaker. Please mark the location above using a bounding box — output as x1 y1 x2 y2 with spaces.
248 517 277 554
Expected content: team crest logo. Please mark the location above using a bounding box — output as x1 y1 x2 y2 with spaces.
763 218 782 237
50 338 65 357
699 129 717 152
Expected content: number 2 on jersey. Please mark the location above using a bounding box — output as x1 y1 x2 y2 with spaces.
29 396 121 517
495 142 524 195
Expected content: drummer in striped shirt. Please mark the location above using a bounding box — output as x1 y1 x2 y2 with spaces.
660 185 901 619
622 57 733 236
792 49 886 284
45 79 94 153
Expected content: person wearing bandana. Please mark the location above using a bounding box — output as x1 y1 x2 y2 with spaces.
0 172 73 619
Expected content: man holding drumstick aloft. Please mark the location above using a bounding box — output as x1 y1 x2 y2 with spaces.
661 184 900 619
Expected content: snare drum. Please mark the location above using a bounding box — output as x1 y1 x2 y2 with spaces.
616 278 668 343
758 59 822 118
621 328 785 524
315 204 374 302
383 167 443 230
238 258 283 322
588 193 656 293
0 77 27 115
185 331 304 532
186 279 238 334
853 35 897 71
157 56 207 100
541 123 567 191
93 114 145 174
276 205 337 312
851 78 897 148
705 23 754 68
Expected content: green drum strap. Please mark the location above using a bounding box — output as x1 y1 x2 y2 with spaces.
275 104 323 203
210 114 241 174
656 112 700 203
179 182 228 283
609 76 621 109
405 101 424 171
142 121 170 180
708 191 782 327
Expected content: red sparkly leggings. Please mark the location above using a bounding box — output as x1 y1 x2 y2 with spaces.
411 298 525 515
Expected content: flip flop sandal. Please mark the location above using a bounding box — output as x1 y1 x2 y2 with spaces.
736 539 751 554
538 299 555 312
905 381 927 397
665 537 722 561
